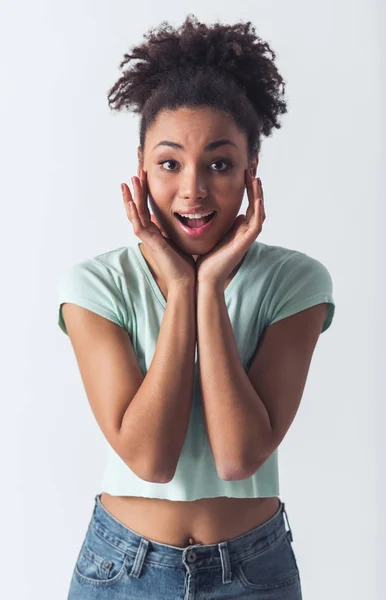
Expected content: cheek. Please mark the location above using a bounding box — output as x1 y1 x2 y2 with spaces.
146 178 166 206
217 174 245 196
147 193 170 223
147 176 175 206
219 181 245 209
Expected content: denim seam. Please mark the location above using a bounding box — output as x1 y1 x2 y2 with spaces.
232 529 288 566
92 523 137 559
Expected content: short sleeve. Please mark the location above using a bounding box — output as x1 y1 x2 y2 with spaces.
267 252 335 333
57 259 127 336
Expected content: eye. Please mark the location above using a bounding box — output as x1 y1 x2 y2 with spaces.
159 160 179 171
158 159 233 172
211 160 232 172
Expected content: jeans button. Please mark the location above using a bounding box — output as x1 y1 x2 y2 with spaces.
187 551 196 562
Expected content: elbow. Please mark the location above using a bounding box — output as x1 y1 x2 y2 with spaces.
218 465 255 481
124 457 175 484
217 452 269 481
142 472 174 484
217 459 251 481
219 471 250 481
148 470 175 484
117 439 177 484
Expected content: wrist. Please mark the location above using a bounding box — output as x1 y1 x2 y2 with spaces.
197 278 225 296
167 279 196 296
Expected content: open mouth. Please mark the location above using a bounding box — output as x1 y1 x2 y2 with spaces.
174 211 217 229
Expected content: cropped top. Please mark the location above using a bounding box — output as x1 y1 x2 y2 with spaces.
57 239 335 501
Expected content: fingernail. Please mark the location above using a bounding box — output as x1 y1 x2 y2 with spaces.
121 183 125 193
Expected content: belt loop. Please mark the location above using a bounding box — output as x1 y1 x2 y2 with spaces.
218 541 232 584
130 538 149 579
92 493 99 516
282 502 294 542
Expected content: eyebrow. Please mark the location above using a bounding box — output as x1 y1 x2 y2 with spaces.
152 139 238 152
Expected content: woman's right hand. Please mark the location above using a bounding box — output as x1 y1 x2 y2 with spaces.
122 168 196 291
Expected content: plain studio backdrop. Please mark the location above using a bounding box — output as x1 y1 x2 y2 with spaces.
0 1 384 598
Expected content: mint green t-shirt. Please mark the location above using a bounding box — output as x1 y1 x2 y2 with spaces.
57 240 335 501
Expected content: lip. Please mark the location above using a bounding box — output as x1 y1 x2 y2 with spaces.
174 208 216 215
175 212 217 237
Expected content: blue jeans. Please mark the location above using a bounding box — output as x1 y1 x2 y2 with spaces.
67 493 302 599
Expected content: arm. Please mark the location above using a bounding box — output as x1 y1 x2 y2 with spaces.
196 280 328 481
196 281 272 481
119 283 196 482
62 282 196 484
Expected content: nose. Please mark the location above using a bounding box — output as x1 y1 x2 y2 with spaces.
178 169 208 201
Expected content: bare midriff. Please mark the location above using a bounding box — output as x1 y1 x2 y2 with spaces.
99 493 280 548
107 244 279 548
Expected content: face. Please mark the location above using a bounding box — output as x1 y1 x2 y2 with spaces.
137 106 258 261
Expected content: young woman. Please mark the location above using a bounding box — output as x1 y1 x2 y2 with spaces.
58 15 335 599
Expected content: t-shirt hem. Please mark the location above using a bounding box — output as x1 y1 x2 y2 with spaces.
99 486 280 502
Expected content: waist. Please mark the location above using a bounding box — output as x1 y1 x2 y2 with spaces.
99 493 280 548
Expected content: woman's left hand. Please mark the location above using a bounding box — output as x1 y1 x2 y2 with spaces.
196 169 266 287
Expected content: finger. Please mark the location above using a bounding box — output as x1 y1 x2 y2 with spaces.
122 182 134 218
245 169 253 204
244 170 253 220
137 169 151 228
245 170 260 224
257 178 265 221
125 187 142 234
131 176 146 228
258 177 264 202
253 177 263 225
253 178 264 225
131 174 148 229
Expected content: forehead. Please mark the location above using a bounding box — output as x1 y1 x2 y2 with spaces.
145 107 246 151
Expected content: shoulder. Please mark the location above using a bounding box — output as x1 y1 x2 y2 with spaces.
57 246 132 336
252 241 335 334
253 240 333 285
58 245 132 287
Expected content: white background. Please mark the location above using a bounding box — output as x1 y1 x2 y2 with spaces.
1 1 384 598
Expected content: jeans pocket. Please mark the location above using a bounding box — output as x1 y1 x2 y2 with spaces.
235 530 300 592
74 525 134 587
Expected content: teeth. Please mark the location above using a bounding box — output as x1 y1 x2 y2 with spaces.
177 211 215 219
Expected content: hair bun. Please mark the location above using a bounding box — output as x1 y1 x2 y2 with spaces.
107 14 288 156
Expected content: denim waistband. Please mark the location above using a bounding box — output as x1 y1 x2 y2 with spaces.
88 493 294 585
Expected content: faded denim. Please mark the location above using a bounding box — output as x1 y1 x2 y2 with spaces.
67 493 303 599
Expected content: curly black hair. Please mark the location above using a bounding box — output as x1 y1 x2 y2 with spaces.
107 14 288 160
